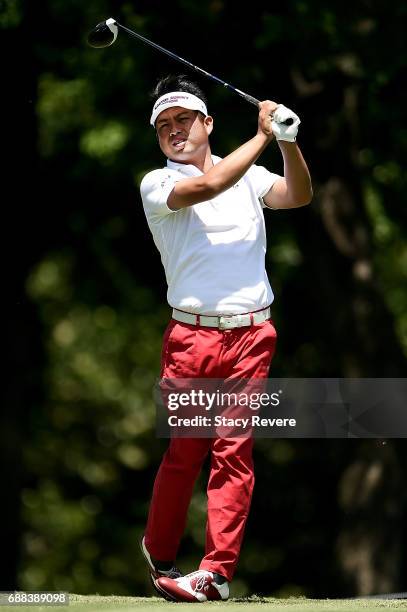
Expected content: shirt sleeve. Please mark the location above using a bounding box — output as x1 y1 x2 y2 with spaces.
140 168 181 221
246 164 282 209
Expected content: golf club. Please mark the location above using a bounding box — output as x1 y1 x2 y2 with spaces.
87 18 293 126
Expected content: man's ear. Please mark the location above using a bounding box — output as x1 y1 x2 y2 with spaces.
204 115 214 136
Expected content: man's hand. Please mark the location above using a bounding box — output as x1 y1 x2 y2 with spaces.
257 101 301 143
271 105 301 142
257 100 279 140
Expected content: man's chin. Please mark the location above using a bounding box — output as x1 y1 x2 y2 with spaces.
168 148 193 162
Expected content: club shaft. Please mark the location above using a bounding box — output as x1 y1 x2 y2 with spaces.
116 22 260 107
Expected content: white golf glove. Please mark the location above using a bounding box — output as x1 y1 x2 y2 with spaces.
271 104 301 142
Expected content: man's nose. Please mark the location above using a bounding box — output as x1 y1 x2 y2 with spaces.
169 122 181 136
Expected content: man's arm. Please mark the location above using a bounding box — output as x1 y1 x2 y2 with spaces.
167 101 274 210
263 141 313 210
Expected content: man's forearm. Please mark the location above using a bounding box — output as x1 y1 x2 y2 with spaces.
205 133 271 193
278 141 313 204
169 133 271 209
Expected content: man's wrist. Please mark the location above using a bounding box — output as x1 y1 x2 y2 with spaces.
255 132 274 146
277 140 297 151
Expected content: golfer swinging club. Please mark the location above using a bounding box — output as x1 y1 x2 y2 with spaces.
139 74 312 602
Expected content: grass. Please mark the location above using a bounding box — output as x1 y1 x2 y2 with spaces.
1 595 407 612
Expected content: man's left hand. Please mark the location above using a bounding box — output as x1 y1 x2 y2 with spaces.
272 105 301 142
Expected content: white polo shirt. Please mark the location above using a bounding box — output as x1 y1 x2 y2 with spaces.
140 155 281 315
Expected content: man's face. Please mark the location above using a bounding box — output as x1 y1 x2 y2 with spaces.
155 106 213 163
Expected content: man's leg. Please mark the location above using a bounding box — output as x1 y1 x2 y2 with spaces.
144 319 220 561
199 436 254 582
201 320 278 580
144 437 211 561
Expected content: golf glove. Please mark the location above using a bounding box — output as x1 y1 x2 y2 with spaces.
272 104 301 142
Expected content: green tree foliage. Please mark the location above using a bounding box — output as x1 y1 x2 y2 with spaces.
3 0 407 598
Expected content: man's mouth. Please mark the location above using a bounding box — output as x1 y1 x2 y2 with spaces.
172 139 187 149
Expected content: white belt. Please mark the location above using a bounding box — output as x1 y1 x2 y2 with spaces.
172 307 271 330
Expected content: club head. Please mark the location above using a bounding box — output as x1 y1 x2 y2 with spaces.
87 18 118 48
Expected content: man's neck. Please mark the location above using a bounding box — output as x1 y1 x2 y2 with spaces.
170 147 214 173
201 147 214 173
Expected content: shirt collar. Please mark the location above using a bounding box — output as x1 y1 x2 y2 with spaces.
166 155 222 176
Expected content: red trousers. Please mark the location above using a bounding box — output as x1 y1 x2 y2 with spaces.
144 318 277 581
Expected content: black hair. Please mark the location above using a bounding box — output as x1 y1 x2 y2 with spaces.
150 74 208 107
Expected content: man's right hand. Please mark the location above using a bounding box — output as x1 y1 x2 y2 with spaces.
257 100 279 140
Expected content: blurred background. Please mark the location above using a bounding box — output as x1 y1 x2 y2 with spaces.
3 0 407 599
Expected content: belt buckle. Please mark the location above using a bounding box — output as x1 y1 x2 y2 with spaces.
218 314 248 330
218 315 235 330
